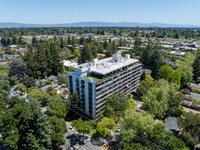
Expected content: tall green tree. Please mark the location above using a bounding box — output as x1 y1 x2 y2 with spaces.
192 55 200 82
178 112 200 149
140 71 146 81
60 37 66 49
140 38 153 67
90 44 98 58
18 36 23 45
32 36 38 45
168 71 181 86
70 92 80 107
71 118 91 138
49 41 63 75
67 36 71 45
142 80 183 119
120 109 188 150
76 121 91 137
159 64 173 79
79 37 85 45
137 73 154 99
103 40 108 49
9 58 28 83
106 93 129 120
80 44 93 63
72 36 75 46
159 64 181 86
175 52 195 85
0 98 52 150
134 37 142 49
1 36 8 46
22 100 52 150
47 95 70 118
12 36 18 45
34 43 49 78
7 37 12 45
95 117 116 138
74 48 81 58
151 49 163 80
48 116 67 149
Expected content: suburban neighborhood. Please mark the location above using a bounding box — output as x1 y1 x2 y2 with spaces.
1 1 200 150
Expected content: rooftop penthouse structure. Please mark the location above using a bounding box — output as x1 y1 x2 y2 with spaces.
67 52 141 119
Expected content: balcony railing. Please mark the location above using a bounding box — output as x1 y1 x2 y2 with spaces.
96 64 141 89
96 73 140 99
96 68 140 92
95 76 140 107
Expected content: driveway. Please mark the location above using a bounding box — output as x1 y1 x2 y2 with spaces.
133 100 143 110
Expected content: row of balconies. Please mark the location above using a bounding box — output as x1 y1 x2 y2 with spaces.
96 75 139 103
95 81 139 115
96 72 140 99
95 79 139 109
96 65 141 90
95 81 139 113
96 68 141 92
95 76 139 108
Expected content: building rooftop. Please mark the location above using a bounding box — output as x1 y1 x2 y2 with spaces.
170 51 185 56
164 117 178 135
186 92 200 101
190 83 200 90
74 52 139 76
63 60 78 67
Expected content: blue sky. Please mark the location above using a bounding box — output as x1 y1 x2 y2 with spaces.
0 0 200 25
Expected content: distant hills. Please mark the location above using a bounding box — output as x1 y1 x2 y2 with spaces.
0 22 199 28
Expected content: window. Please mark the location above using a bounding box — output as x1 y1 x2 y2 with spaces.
88 83 93 114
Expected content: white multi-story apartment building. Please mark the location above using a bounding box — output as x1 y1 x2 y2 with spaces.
67 52 141 119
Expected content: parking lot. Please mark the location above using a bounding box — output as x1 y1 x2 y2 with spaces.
62 123 120 150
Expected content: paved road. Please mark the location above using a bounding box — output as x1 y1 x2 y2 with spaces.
63 128 101 150
183 106 200 114
62 121 121 150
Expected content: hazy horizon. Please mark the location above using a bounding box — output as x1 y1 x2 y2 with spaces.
1 0 200 26
0 21 199 26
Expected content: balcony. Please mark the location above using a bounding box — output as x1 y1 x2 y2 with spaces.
96 76 140 103
96 71 140 98
96 65 141 90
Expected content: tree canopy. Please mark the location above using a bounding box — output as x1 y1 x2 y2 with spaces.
175 52 195 86
0 99 52 150
193 55 200 82
137 73 154 99
105 93 129 120
142 79 183 119
120 109 188 150
178 112 200 149
95 117 116 138
159 64 181 86
22 40 63 79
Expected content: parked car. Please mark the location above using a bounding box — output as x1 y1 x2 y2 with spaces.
73 145 80 150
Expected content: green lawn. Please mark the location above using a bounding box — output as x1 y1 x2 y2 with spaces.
84 69 126 83
128 95 136 109
87 76 102 82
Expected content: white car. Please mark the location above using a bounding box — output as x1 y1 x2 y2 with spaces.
73 145 80 150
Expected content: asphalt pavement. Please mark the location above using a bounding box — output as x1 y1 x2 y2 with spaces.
63 128 101 150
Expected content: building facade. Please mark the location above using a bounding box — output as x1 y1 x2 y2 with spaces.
67 52 141 119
